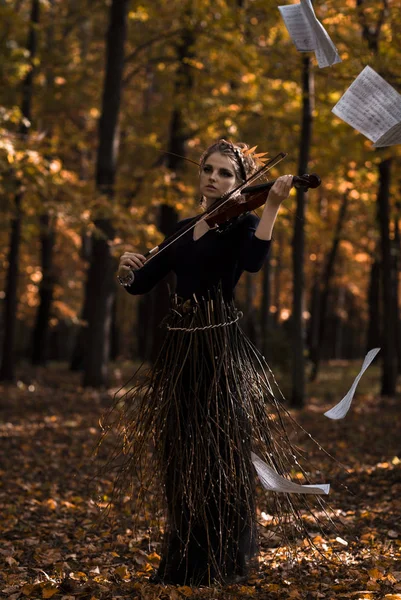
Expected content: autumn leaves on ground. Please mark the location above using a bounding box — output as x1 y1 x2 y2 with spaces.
0 361 400 600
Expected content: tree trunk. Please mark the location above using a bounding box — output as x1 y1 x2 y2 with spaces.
110 296 119 361
309 192 348 381
334 286 346 358
0 195 23 381
260 257 271 359
366 256 381 351
377 158 397 395
69 24 92 371
149 204 178 364
83 0 129 387
356 0 392 391
393 207 401 373
139 26 194 364
0 0 39 382
31 214 56 364
307 269 320 367
70 231 93 370
272 233 282 326
31 4 56 366
291 56 314 407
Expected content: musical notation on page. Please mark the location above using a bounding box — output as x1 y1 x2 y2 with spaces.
278 0 341 68
332 66 401 147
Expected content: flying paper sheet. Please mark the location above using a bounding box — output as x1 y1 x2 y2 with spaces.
324 348 381 420
278 0 341 68
332 66 401 147
251 452 330 495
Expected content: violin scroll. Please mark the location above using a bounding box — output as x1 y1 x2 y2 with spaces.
293 173 321 189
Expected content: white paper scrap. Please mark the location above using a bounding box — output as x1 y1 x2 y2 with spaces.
335 536 348 546
324 348 381 420
278 0 341 68
251 452 330 495
332 66 401 147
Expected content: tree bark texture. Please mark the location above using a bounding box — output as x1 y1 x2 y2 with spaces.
393 209 401 373
272 233 282 327
356 0 393 392
377 158 397 395
31 214 56 365
291 55 313 407
309 192 348 381
0 0 39 381
260 258 271 360
1 195 23 381
366 256 381 352
83 0 129 387
138 27 194 363
31 5 57 366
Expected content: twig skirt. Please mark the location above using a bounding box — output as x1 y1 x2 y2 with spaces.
99 290 332 586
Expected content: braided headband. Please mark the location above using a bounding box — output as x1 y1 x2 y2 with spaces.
232 146 247 181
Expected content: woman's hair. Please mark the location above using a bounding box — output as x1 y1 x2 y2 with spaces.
199 139 259 182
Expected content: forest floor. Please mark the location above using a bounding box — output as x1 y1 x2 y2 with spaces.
1 360 401 600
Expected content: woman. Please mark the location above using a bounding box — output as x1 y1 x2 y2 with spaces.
109 140 312 586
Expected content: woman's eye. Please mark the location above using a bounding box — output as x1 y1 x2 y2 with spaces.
221 171 233 177
203 166 212 173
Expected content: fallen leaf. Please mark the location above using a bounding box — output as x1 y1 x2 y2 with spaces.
21 584 35 596
147 552 161 564
42 585 59 598
114 565 130 579
368 567 384 580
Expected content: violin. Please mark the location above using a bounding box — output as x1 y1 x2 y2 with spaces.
204 173 321 228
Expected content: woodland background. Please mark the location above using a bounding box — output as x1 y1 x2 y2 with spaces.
1 0 401 404
1 1 401 599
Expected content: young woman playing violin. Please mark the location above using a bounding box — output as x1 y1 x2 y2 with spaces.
105 140 326 586
117 143 292 297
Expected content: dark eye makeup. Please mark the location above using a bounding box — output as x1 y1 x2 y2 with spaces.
203 164 234 177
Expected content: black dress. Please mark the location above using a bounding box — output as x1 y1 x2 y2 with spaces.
125 213 271 302
102 213 327 586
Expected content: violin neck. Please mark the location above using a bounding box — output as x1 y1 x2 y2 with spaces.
242 174 320 194
242 180 276 194
242 177 303 194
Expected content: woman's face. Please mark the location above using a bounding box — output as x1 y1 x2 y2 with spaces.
199 152 239 205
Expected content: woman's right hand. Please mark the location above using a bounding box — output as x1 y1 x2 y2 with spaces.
118 252 146 278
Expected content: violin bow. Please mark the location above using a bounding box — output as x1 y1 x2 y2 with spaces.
143 151 288 262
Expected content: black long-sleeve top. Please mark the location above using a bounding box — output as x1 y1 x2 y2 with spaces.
125 213 271 301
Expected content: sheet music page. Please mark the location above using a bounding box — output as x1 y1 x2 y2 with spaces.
251 453 330 495
278 4 315 52
301 0 341 68
324 348 380 419
374 122 401 147
332 66 401 143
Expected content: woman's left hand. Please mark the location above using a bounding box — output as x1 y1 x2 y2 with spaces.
267 174 293 207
